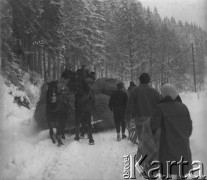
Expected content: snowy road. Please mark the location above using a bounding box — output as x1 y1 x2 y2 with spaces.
39 132 137 180
1 130 138 180
0 81 206 180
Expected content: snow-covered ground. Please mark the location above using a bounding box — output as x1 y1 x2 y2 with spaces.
0 75 206 180
181 92 207 174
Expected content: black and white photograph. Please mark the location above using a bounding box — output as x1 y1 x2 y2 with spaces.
0 0 207 179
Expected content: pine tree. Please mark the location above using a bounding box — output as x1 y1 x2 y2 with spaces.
62 0 105 71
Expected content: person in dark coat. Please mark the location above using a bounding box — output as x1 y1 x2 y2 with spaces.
109 82 128 141
79 72 96 139
61 64 74 80
175 94 182 103
150 83 192 179
79 64 90 79
126 73 161 141
127 81 136 95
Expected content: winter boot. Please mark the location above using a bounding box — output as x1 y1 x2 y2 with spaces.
122 134 127 139
52 139 56 144
80 133 84 139
62 133 66 139
89 139 95 145
49 130 56 144
117 133 121 141
57 138 64 147
74 136 80 141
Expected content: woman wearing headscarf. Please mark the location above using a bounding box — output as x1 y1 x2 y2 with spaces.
150 83 192 179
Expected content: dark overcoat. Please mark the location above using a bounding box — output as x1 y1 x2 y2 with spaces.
150 97 192 177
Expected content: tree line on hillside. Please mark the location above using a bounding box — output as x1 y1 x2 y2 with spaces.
0 0 207 91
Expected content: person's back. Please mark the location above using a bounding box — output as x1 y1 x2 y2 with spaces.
150 83 192 179
109 82 128 141
157 100 192 151
110 89 128 111
130 84 160 117
126 73 161 121
126 73 161 143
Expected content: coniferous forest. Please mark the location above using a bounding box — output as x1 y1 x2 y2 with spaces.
1 0 207 91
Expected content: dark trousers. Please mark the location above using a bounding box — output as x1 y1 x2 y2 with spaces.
135 116 151 141
136 124 143 141
113 111 125 134
75 111 93 140
47 113 65 138
80 121 87 136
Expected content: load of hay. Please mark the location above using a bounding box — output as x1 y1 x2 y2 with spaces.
34 78 124 132
93 78 122 96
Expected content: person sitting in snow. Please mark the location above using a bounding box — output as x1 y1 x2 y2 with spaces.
109 82 128 141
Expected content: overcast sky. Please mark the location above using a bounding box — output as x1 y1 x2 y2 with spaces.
138 0 207 31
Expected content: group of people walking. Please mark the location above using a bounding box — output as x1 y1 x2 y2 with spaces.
109 73 192 179
60 65 193 178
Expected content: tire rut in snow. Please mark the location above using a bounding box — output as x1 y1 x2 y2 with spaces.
41 139 73 180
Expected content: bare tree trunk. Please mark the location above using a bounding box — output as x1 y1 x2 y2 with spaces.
98 68 101 78
38 45 42 76
121 62 124 82
100 68 103 78
60 63 64 75
33 43 37 72
105 61 108 78
161 38 165 85
72 55 76 71
167 54 169 83
130 64 133 81
192 44 197 92
21 37 27 71
56 57 60 80
129 19 133 81
47 52 51 82
28 35 33 71
43 48 47 83
26 35 31 71
149 40 153 78
136 68 139 85
26 36 30 71
53 55 57 80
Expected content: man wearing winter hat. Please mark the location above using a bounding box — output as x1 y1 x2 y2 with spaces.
150 83 192 179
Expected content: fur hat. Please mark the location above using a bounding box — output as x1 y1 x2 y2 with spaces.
161 83 178 100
